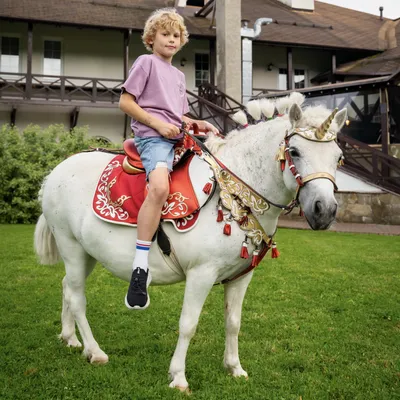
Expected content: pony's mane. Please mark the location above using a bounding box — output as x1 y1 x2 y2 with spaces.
205 93 338 154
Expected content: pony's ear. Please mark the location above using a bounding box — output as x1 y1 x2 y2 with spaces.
334 108 347 130
289 103 302 126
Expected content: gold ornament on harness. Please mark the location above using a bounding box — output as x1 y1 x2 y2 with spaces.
276 142 286 162
215 168 270 214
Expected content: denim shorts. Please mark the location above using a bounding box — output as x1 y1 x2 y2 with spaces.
134 136 179 180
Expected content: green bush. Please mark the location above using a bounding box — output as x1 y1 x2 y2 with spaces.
0 124 116 224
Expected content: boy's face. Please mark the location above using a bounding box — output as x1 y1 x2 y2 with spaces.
149 28 181 63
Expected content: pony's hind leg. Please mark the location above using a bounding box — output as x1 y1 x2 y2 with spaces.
56 234 109 364
59 276 83 348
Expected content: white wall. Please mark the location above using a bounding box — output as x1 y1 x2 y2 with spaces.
252 44 332 94
0 102 123 142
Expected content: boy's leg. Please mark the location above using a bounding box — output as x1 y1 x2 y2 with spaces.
125 161 171 310
136 167 170 242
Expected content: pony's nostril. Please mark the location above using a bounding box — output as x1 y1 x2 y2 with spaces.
314 200 322 215
332 203 338 217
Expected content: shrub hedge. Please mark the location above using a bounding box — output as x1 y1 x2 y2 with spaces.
0 124 114 224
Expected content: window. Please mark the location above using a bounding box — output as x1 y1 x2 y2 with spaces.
278 68 287 90
43 40 62 76
294 69 305 89
0 37 19 73
195 53 209 87
187 0 205 6
278 68 306 90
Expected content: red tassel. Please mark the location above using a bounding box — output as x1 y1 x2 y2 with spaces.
280 160 286 171
203 182 212 194
223 221 231 236
239 213 248 226
217 206 224 222
271 243 280 259
251 250 259 267
240 242 249 259
299 208 304 217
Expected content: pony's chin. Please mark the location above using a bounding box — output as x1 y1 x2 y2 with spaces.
304 214 335 231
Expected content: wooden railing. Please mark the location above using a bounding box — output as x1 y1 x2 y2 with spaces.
0 72 240 134
187 88 238 134
338 133 400 194
0 72 122 104
197 82 243 113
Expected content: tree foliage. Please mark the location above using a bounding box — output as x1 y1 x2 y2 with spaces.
0 124 115 224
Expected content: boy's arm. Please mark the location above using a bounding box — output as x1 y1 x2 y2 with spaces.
119 92 180 139
182 115 219 135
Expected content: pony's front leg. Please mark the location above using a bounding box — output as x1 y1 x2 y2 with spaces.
169 267 217 392
224 271 253 378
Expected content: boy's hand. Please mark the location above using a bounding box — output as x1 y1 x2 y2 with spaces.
156 122 181 138
203 121 219 135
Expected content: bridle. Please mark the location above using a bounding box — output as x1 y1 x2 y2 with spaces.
277 108 341 214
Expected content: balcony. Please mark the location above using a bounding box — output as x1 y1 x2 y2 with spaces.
0 72 123 107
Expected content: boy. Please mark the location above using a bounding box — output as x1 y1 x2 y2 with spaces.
120 8 219 310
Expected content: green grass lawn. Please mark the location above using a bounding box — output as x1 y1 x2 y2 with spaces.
0 224 399 400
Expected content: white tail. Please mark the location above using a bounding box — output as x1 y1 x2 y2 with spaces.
34 214 61 265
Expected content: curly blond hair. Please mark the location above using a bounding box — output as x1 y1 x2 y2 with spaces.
142 8 189 52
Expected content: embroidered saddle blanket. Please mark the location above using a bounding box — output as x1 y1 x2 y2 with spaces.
92 153 215 232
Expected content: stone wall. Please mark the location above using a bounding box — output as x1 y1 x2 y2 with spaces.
281 192 400 225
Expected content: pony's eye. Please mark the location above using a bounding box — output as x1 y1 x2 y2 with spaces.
289 148 300 158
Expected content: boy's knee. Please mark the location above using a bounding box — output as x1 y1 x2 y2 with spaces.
148 171 169 202
148 185 169 203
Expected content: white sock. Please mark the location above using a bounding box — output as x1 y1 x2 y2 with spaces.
133 239 152 272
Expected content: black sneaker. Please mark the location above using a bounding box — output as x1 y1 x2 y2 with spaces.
125 267 150 310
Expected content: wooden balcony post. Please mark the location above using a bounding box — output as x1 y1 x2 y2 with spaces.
60 76 65 101
380 87 389 176
10 107 17 126
331 51 336 84
287 47 293 90
209 40 216 86
92 79 97 102
26 23 33 99
124 29 132 80
123 29 132 139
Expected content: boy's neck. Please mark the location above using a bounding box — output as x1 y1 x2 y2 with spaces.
152 52 173 64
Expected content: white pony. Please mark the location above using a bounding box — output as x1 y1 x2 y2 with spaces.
34 94 347 392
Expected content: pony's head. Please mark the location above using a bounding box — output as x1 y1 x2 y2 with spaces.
209 93 348 230
282 102 347 230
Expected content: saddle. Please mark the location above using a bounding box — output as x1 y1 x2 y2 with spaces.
92 130 215 233
122 125 206 175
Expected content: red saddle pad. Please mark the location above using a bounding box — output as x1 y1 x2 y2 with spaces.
93 154 201 228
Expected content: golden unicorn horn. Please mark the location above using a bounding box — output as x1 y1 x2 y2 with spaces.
315 108 338 140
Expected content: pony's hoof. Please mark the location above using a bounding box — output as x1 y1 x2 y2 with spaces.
169 382 192 396
58 334 82 348
169 380 190 394
230 368 248 379
85 349 109 365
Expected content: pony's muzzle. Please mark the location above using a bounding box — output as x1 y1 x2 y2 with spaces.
313 199 337 220
304 196 338 231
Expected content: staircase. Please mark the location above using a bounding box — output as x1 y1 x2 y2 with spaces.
186 83 243 134
192 84 400 195
337 134 400 195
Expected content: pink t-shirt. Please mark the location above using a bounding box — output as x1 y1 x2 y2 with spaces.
122 54 189 138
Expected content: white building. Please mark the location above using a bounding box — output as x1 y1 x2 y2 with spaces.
0 0 397 142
